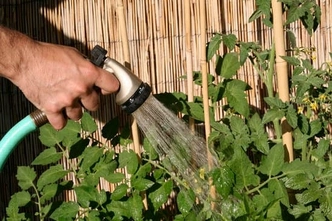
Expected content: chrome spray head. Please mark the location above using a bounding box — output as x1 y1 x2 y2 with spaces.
91 45 151 114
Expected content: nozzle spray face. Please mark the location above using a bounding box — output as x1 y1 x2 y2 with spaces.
91 45 151 114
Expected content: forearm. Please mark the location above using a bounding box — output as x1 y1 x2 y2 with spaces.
0 25 35 81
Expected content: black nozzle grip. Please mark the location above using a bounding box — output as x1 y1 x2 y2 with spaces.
91 45 108 67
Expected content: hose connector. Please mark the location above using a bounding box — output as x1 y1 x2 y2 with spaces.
91 45 151 113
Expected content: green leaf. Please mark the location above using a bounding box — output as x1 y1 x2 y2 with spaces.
111 184 129 201
207 34 222 60
212 167 234 198
248 113 269 154
39 124 64 147
228 147 260 189
283 173 312 190
149 180 173 210
31 147 62 165
80 146 104 172
280 56 301 66
219 52 241 79
119 150 139 174
312 139 330 159
309 119 322 138
259 144 284 176
131 177 154 191
16 166 36 190
264 97 287 109
81 112 97 133
142 138 159 160
222 34 237 51
40 184 58 204
268 179 289 207
107 200 131 219
225 82 250 118
295 183 321 205
7 191 31 208
49 202 79 220
75 185 99 208
130 191 144 221
37 165 69 190
262 108 285 124
104 172 125 184
282 159 319 176
286 105 298 128
177 189 196 215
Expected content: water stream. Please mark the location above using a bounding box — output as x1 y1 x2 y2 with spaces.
132 95 217 203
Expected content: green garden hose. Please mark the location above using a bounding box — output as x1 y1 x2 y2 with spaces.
0 110 47 171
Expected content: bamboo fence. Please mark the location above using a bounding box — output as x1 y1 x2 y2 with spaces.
0 0 331 216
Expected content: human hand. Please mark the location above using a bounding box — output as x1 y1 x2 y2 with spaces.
10 42 119 130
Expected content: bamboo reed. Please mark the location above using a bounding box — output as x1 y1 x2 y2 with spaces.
272 0 294 162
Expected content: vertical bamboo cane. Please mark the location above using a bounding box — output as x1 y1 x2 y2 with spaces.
185 0 195 131
199 0 216 204
116 0 141 156
271 0 294 161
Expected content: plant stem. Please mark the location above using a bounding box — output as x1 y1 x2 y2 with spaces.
246 174 285 195
142 158 190 189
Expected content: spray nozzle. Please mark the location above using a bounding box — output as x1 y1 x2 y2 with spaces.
91 45 151 114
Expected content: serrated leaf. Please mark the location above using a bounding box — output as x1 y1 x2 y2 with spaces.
40 184 58 204
207 34 222 60
212 167 234 198
312 139 330 159
8 191 31 208
177 189 195 215
262 108 285 124
80 146 104 172
286 105 298 128
149 180 173 210
131 177 154 191
222 34 237 50
104 172 125 184
49 202 79 220
309 119 322 138
280 56 301 66
16 166 36 190
37 165 69 190
295 183 321 205
264 97 287 109
282 159 319 176
75 185 99 208
81 112 97 133
130 191 144 220
259 144 284 176
39 124 64 147
107 200 131 219
119 150 138 174
268 179 289 207
225 87 250 118
228 147 260 189
31 147 62 165
283 173 312 190
111 184 129 201
219 52 241 79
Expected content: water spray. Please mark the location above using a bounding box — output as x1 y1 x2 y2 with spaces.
0 45 151 170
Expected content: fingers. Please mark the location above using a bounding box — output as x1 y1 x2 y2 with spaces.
94 68 120 95
45 110 67 130
65 100 83 121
